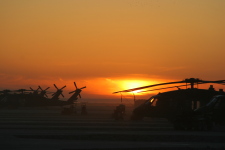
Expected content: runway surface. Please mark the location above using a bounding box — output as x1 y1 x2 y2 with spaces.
0 103 225 150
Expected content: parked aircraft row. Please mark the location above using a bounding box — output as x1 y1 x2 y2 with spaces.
0 82 86 108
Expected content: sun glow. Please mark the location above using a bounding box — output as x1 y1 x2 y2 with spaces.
131 89 143 93
119 80 151 94
121 80 147 88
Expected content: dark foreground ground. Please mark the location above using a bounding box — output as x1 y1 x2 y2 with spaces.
0 103 225 150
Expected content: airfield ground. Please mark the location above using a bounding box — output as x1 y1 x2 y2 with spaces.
0 102 225 150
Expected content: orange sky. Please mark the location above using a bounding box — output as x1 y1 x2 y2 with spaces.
1 0 225 101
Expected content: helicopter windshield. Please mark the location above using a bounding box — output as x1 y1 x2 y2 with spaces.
145 96 159 106
150 98 155 103
214 96 225 108
151 98 158 107
147 97 158 107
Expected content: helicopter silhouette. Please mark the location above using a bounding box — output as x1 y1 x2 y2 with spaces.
51 84 66 101
175 95 225 130
30 86 40 96
67 82 86 103
0 82 86 108
61 82 87 115
113 78 225 129
38 86 50 98
0 88 33 108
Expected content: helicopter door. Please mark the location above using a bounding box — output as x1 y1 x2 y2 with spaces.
149 97 168 117
192 100 200 110
151 98 158 107
213 96 225 123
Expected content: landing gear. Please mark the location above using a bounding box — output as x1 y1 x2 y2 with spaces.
194 119 213 131
61 104 76 115
173 115 213 131
112 104 125 120
81 102 87 115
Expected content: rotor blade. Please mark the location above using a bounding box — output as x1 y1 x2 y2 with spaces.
112 78 220 94
45 87 50 91
38 86 43 91
44 93 48 98
138 84 190 93
74 82 78 89
36 87 40 91
61 85 66 90
30 87 34 91
17 89 30 93
80 86 86 89
213 82 225 85
54 84 58 90
113 80 186 94
69 90 75 94
61 93 64 98
200 80 225 84
79 94 81 98
191 80 225 87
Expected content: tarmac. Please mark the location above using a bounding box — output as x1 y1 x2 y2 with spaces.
0 103 225 150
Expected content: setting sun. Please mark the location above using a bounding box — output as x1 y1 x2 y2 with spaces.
116 79 158 94
120 80 148 92
121 80 148 89
1 0 225 101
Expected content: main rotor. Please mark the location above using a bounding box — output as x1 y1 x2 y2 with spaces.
113 78 225 94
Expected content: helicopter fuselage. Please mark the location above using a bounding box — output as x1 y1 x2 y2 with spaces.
132 88 225 120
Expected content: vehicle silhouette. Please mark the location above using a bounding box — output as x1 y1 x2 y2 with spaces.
113 78 225 130
0 82 86 108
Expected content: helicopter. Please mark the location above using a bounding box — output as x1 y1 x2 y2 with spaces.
38 86 50 98
0 88 34 108
30 86 40 96
67 82 86 102
61 82 86 115
0 82 86 108
113 78 225 129
9 84 66 107
25 83 86 107
170 94 225 130
0 89 16 108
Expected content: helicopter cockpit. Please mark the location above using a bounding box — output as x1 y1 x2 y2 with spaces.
149 97 158 107
144 96 159 107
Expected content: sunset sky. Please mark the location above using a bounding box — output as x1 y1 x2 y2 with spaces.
1 0 225 101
